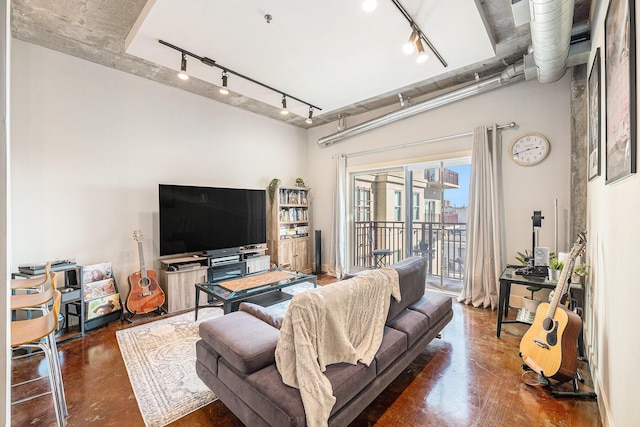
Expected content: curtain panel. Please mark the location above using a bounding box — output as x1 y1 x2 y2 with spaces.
459 125 503 309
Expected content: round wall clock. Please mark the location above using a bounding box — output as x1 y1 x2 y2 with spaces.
510 133 550 166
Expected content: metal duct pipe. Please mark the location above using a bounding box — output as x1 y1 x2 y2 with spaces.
317 62 524 146
529 0 575 83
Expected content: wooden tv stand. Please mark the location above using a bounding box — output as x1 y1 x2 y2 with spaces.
158 247 270 313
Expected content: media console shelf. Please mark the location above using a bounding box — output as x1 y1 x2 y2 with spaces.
159 246 270 313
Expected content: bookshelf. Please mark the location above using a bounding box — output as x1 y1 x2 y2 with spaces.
267 184 312 273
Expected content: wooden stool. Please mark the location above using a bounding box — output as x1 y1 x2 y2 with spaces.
11 289 68 426
11 262 51 293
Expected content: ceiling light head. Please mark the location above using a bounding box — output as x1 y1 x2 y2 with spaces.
362 0 377 12
281 95 289 115
219 70 229 95
306 107 314 124
178 52 189 80
403 30 418 55
415 39 429 64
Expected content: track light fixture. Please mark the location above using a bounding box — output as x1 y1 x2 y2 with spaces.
219 70 229 95
362 0 377 12
178 52 189 80
281 95 289 115
160 40 320 120
306 107 314 124
403 28 418 55
387 0 448 67
415 39 428 64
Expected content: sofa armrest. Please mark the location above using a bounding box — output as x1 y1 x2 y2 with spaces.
199 310 280 374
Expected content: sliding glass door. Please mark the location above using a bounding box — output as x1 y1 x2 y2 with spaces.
350 158 470 294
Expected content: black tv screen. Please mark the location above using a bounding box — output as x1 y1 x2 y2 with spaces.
159 184 267 257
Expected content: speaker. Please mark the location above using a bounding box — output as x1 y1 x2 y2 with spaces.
314 230 324 274
534 247 550 266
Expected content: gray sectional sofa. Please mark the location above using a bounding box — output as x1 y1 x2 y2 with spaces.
195 256 453 426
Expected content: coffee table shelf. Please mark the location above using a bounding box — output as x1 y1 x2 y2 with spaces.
195 268 316 318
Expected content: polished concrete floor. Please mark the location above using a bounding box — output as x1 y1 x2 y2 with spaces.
12 274 601 426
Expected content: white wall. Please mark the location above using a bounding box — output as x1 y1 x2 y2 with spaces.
306 75 573 290
10 40 307 299
2 0 10 423
584 1 640 425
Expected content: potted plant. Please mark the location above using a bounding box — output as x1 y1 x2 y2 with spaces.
548 257 564 281
268 178 281 203
295 177 305 187
572 262 590 284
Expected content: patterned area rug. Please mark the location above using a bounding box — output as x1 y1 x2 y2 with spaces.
116 307 223 427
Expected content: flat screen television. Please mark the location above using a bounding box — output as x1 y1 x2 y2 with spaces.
159 184 267 257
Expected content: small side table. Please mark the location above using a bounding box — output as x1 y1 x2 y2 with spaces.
372 249 391 268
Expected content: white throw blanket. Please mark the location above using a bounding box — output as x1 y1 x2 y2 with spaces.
275 268 401 427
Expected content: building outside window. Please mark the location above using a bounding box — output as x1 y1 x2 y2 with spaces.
394 190 402 221
412 192 420 220
355 187 371 221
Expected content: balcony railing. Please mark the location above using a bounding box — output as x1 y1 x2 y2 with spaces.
354 220 467 280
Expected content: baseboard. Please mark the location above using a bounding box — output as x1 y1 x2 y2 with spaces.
588 352 613 427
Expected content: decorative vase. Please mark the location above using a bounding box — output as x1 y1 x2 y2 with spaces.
548 268 560 281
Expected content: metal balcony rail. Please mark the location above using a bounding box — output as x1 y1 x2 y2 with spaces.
354 220 466 281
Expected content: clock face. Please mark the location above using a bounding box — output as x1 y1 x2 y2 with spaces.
511 133 550 166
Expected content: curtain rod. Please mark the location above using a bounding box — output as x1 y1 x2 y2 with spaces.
343 122 516 159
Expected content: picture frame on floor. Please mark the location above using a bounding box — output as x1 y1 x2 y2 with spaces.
604 0 636 184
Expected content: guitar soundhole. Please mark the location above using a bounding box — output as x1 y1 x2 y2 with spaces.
139 277 150 288
542 317 554 331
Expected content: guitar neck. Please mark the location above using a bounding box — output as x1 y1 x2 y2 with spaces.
138 240 148 279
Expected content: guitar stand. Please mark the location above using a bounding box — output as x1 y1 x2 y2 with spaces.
521 364 596 398
126 305 165 322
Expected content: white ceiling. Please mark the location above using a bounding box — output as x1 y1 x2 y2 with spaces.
125 0 497 118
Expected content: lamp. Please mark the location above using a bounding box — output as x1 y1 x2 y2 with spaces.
159 40 321 120
403 29 418 55
306 107 314 124
219 70 229 95
362 0 377 12
387 0 447 67
415 38 429 64
178 52 189 80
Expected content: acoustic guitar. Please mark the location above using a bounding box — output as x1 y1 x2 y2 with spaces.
519 232 587 383
126 230 165 315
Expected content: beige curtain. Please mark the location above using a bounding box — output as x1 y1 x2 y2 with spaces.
458 125 503 309
328 154 347 278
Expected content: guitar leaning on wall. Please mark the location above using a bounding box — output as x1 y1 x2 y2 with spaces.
127 230 166 316
519 231 587 383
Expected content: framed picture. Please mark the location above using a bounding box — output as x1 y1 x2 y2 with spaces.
588 48 601 180
86 293 121 320
82 262 113 284
605 0 636 184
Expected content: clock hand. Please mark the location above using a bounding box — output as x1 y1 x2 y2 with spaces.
514 145 543 156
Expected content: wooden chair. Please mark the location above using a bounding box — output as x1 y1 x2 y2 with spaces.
11 289 68 426
11 273 57 311
11 262 51 293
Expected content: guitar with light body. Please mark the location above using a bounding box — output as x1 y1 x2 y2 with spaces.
519 231 587 383
127 230 165 315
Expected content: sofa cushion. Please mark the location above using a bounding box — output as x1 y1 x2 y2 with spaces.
374 326 407 375
199 310 279 374
218 357 377 427
239 302 284 329
386 257 427 321
195 339 220 376
408 292 453 325
385 309 430 347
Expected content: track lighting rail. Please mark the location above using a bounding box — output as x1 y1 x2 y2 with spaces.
159 39 322 112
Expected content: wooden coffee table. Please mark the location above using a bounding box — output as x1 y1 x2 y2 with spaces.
194 268 317 318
